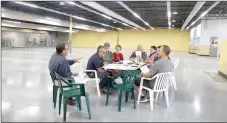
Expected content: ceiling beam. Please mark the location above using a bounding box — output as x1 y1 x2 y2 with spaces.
187 1 220 29
80 1 146 31
117 1 153 29
14 2 119 30
181 1 205 30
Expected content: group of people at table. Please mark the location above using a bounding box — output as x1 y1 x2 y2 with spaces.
48 42 173 105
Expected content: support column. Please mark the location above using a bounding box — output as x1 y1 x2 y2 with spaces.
69 16 72 53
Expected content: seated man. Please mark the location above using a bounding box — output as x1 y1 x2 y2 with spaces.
86 45 111 93
49 43 80 105
134 45 174 102
102 42 113 64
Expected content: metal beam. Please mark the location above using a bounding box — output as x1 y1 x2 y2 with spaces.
80 1 146 31
117 1 153 29
181 1 205 30
167 1 171 29
187 1 220 29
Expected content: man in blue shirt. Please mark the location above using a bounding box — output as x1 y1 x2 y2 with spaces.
49 43 80 105
87 45 111 93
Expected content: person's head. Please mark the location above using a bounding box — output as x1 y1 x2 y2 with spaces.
136 44 143 51
158 45 171 58
56 43 69 56
104 42 110 51
115 45 122 53
97 45 106 57
157 45 161 49
150 46 157 54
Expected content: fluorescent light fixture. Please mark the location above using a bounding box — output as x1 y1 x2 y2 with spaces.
173 12 178 14
168 21 171 26
3 20 21 24
122 23 128 26
73 16 86 21
133 13 141 19
191 21 195 26
45 17 61 22
15 2 39 8
144 22 150 26
101 23 109 27
117 28 123 30
2 24 17 27
96 28 106 32
200 11 207 17
167 12 171 18
172 20 176 22
133 27 138 30
113 21 117 23
75 25 89 30
186 27 189 29
67 2 75 5
151 27 154 30
101 14 112 20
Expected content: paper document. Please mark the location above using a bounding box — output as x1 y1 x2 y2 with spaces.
140 65 149 74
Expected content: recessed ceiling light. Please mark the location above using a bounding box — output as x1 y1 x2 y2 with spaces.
173 12 178 14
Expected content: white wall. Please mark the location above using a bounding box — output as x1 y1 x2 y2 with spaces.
200 19 227 45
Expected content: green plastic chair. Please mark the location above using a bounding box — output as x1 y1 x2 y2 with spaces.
55 72 91 121
51 76 71 108
105 70 139 112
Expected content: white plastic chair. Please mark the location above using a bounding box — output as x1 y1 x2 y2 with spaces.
170 57 180 90
137 72 172 111
78 60 101 96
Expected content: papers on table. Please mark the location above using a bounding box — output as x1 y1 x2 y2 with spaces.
140 65 150 74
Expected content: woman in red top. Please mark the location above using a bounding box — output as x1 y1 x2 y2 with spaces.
113 45 124 62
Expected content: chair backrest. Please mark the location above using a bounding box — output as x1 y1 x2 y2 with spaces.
153 72 172 92
54 72 69 94
115 70 139 86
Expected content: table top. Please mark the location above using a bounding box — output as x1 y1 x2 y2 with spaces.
103 62 145 70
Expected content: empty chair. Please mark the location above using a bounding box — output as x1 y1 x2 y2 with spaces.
137 72 172 111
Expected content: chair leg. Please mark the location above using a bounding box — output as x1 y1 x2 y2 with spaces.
63 97 67 121
58 93 62 115
53 85 58 108
85 95 91 119
137 87 142 105
172 76 177 90
165 90 169 107
155 92 159 101
132 89 136 109
125 91 129 103
149 90 154 111
96 79 101 96
76 96 82 110
118 90 122 112
105 85 111 106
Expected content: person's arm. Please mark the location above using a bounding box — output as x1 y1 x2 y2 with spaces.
120 53 124 60
67 60 75 65
130 51 136 59
142 52 148 61
110 51 113 62
142 63 158 78
94 57 105 73
58 60 73 77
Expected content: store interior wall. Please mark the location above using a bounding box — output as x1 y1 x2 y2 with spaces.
72 29 189 51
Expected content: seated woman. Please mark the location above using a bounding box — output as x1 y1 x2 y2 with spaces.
129 45 147 62
145 46 158 67
113 45 124 62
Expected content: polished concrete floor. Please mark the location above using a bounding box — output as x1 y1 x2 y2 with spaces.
2 47 227 122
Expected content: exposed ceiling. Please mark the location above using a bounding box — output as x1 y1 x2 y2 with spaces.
1 1 227 31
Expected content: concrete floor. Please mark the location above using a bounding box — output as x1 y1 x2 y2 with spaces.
2 48 227 122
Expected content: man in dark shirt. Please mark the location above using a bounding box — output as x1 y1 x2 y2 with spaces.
87 45 111 93
49 43 80 105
